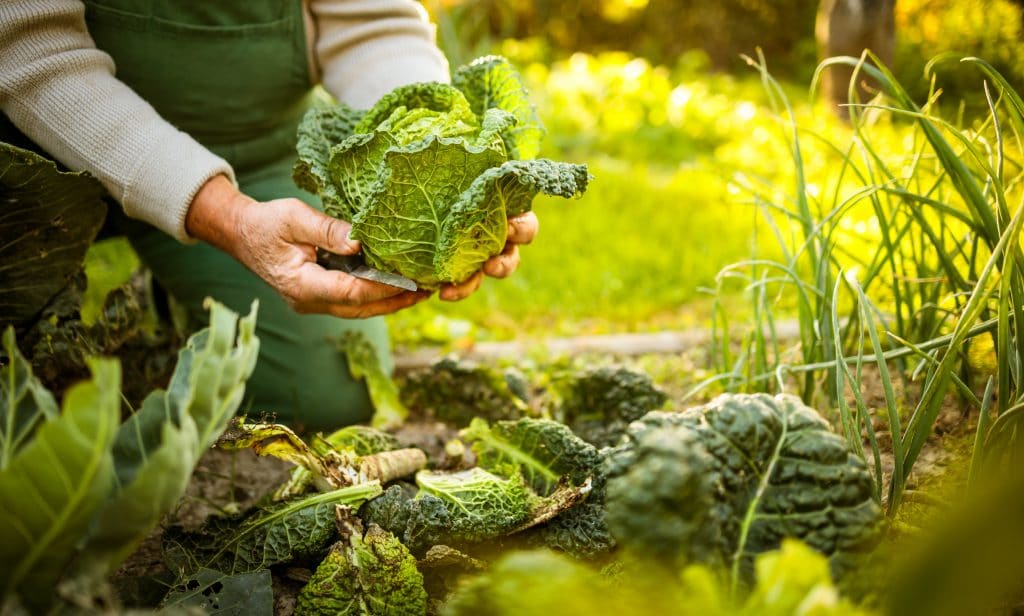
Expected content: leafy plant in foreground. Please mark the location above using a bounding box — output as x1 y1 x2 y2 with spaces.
0 300 259 610
294 55 590 289
442 540 870 616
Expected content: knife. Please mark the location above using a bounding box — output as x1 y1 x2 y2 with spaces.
316 248 419 292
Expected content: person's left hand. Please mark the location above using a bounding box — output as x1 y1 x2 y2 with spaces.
438 212 540 301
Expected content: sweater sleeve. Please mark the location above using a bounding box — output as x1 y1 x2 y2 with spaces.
309 0 450 109
0 0 235 242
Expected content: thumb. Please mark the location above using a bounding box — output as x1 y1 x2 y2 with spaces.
289 202 361 255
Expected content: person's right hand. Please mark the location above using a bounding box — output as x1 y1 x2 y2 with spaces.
186 175 430 318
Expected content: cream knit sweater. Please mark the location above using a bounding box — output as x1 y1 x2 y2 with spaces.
0 0 450 241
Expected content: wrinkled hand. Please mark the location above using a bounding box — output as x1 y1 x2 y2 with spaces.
186 175 429 318
438 212 540 301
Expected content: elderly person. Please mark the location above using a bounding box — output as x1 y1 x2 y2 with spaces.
1 1 538 429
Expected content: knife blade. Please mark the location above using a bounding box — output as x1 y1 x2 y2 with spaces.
316 248 419 292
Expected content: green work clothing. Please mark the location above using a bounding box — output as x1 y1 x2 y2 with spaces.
82 0 390 430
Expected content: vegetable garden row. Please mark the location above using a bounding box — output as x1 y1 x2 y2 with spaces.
3 52 1024 615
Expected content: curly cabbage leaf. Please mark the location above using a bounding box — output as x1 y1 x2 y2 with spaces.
363 465 589 557
162 568 273 615
294 56 590 290
461 417 601 496
296 514 427 616
416 468 534 540
164 484 382 576
517 501 615 560
361 484 453 555
294 105 366 217
606 393 883 582
605 424 717 569
452 55 544 159
315 425 401 456
362 468 536 553
460 417 612 558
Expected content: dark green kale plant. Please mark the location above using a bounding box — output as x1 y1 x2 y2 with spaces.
551 365 669 447
400 358 531 427
605 393 884 583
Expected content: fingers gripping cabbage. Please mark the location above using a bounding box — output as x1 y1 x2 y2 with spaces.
294 56 590 289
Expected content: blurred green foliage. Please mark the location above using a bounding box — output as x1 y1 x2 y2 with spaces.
894 0 1024 111
425 0 818 76
427 0 1024 108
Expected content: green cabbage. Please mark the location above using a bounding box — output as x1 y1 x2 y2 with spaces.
294 56 590 289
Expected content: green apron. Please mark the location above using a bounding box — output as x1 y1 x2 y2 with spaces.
82 0 390 431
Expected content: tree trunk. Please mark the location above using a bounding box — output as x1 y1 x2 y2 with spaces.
816 0 896 119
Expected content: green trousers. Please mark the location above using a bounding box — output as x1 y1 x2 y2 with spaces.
82 0 391 430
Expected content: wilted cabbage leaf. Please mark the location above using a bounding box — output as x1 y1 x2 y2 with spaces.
294 56 590 289
216 418 425 497
163 484 383 576
315 425 401 456
0 141 107 329
22 272 146 395
296 511 427 616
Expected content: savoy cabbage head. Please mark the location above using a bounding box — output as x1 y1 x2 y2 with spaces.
294 56 590 289
605 393 884 581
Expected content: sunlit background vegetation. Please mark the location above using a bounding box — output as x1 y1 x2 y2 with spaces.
377 0 1024 343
